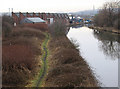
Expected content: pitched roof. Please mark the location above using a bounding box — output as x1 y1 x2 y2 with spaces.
21 17 46 23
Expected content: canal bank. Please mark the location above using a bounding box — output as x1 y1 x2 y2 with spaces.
44 32 98 87
89 26 120 34
67 26 119 87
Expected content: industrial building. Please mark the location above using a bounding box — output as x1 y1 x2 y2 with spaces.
12 12 70 26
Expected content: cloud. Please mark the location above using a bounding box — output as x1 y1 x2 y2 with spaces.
1 0 109 12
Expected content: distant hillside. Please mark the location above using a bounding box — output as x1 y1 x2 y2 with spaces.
69 9 99 16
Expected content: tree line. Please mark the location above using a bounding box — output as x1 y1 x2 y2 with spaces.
2 15 14 37
93 1 120 30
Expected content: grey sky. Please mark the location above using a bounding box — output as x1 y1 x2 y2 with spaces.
1 0 110 13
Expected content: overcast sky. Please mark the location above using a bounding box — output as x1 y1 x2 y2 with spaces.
1 0 110 13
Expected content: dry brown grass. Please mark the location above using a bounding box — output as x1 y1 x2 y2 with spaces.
2 45 34 85
2 27 46 86
44 35 98 87
23 23 48 31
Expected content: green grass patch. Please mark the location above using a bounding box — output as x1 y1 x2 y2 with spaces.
29 32 50 87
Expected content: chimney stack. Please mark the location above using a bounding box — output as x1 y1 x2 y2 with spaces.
11 8 13 12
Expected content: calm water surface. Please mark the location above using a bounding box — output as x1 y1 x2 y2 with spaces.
67 26 119 87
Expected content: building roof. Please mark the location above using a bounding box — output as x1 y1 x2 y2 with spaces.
46 13 49 16
35 13 39 16
29 13 33 16
15 13 20 17
20 17 46 24
23 13 27 16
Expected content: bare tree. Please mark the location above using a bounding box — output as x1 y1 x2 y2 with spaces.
93 0 120 30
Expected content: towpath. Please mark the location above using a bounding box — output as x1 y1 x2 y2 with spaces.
35 33 49 88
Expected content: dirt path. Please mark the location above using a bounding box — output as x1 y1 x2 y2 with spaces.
35 33 49 88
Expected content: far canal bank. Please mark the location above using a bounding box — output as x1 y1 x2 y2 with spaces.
89 26 120 34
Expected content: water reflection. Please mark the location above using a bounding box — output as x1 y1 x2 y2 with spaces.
67 27 118 87
93 30 120 59
70 24 92 29
71 25 83 28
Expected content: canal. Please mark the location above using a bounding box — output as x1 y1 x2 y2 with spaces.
67 26 119 87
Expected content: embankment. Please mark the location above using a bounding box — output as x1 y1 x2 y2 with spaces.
89 26 120 34
44 35 98 87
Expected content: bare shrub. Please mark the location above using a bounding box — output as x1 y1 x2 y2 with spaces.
113 18 120 30
49 20 66 37
70 38 80 49
2 15 14 25
23 23 48 31
11 27 45 39
2 45 35 85
2 15 14 37
2 22 12 37
2 27 45 86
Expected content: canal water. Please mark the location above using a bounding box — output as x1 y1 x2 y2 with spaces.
67 26 119 87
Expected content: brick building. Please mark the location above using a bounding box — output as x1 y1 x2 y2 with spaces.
12 12 70 25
